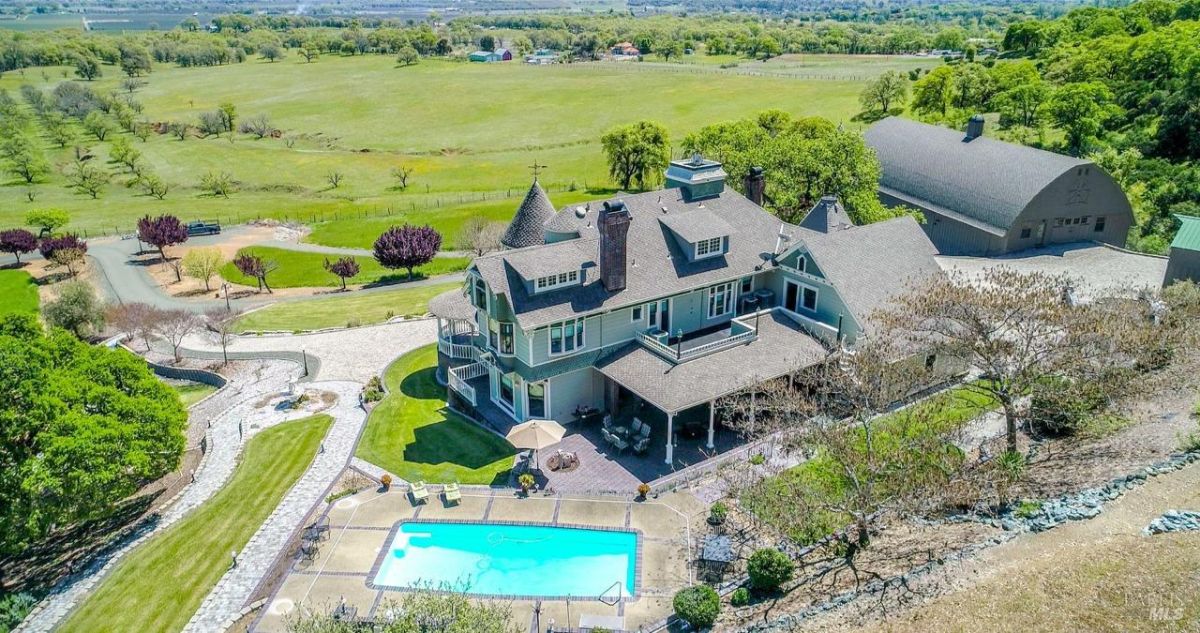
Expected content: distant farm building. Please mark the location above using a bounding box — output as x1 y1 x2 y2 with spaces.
865 116 1135 257
469 48 512 63
611 41 640 57
1165 214 1200 286
525 49 559 64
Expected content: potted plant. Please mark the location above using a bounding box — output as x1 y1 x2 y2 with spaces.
518 473 536 495
380 474 392 491
707 501 728 526
636 483 651 501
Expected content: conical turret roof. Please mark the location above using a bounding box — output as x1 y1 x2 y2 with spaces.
798 195 854 233
501 180 555 249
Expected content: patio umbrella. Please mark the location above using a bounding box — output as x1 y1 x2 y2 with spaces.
505 419 566 468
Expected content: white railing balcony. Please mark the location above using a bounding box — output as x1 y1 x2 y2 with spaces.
448 362 488 406
779 309 841 348
636 320 758 364
438 338 480 361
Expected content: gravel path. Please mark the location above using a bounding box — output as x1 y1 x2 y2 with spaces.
258 239 471 260
183 381 367 633
16 360 303 633
181 319 438 383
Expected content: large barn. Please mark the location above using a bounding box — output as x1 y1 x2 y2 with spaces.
864 116 1134 256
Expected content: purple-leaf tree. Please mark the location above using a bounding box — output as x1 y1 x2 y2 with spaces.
373 224 441 281
39 234 88 277
233 253 277 293
0 229 38 263
137 214 189 267
323 256 360 290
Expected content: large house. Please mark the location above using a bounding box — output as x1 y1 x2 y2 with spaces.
429 157 943 465
864 116 1134 256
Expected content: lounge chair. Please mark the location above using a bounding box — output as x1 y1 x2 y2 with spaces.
443 482 461 505
410 481 430 504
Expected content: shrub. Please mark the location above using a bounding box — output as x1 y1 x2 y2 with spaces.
1013 499 1042 519
637 483 651 498
730 587 750 606
1029 378 1106 437
363 376 385 402
708 501 728 524
380 474 392 489
673 585 720 628
0 592 38 631
747 548 794 592
749 453 765 465
518 473 535 490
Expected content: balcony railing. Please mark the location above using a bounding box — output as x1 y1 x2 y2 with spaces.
636 318 758 364
438 338 480 362
779 309 841 348
448 362 488 406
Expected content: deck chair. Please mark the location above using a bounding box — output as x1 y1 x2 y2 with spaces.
633 436 650 455
639 423 652 439
610 434 629 454
602 414 614 431
631 418 643 435
410 481 430 504
443 482 462 505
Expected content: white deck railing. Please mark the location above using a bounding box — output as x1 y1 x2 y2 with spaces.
448 362 488 406
779 309 841 348
636 325 758 364
438 339 480 361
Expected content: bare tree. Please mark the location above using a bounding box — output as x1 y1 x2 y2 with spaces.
455 217 506 256
156 310 200 363
390 165 413 190
325 170 344 189
204 308 242 365
107 302 162 351
239 113 276 139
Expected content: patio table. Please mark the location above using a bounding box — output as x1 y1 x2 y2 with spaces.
700 534 735 564
613 426 631 438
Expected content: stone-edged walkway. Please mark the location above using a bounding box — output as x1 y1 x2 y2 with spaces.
17 360 303 633
184 381 368 633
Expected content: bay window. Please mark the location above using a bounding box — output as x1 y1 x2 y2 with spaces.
549 317 586 356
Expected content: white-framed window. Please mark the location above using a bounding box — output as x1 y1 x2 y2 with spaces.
695 236 724 258
707 282 735 319
548 317 586 356
534 270 579 293
472 277 488 309
740 276 753 294
797 255 807 273
801 285 818 311
631 305 643 322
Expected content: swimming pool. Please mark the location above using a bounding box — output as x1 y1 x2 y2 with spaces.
371 521 638 599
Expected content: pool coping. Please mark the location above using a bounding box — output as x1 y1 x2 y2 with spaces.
363 517 644 603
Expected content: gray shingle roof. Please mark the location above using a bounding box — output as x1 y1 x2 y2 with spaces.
658 209 734 243
428 288 474 321
473 187 789 330
798 196 853 233
594 310 828 412
501 180 556 249
864 117 1088 232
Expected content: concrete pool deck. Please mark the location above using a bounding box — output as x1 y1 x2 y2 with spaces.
254 486 704 632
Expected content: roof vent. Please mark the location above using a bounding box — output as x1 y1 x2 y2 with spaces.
965 114 985 141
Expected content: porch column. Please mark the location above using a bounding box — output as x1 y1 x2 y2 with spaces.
664 412 674 465
436 317 445 341
706 401 715 449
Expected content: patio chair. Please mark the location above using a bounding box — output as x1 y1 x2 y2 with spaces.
443 482 462 505
631 418 643 435
610 433 629 454
409 481 430 504
299 541 320 562
639 423 651 439
602 414 614 431
633 436 650 455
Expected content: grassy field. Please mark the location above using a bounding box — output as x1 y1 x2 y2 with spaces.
59 414 332 633
232 281 460 333
171 382 218 408
0 54 923 238
0 269 39 318
218 246 468 289
356 344 514 485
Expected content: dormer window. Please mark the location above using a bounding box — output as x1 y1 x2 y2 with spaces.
695 236 724 259
535 270 579 293
472 277 488 309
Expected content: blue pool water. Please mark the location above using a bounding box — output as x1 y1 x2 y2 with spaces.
373 522 637 598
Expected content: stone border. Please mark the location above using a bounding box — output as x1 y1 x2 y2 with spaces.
236 315 437 337
362 517 644 602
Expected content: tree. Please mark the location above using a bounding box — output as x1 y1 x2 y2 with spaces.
600 120 671 191
39 234 88 277
26 208 69 236
233 253 276 293
167 120 189 140
390 165 413 190
911 65 955 118
108 135 141 171
994 79 1049 128
0 229 37 263
42 281 104 337
203 307 241 365
183 247 223 291
0 314 186 554
43 112 78 148
82 111 113 141
137 214 188 274
259 43 284 62
480 34 496 51
218 101 237 134
73 55 102 81
197 110 226 137
456 217 506 256
373 224 442 281
1047 82 1119 155
118 42 152 77
2 133 49 184
239 113 275 139
396 46 420 66
107 302 162 350
140 173 169 199
435 38 452 56
323 256 360 290
1003 21 1046 54
300 46 320 63
120 77 144 93
659 40 684 61
200 171 234 198
156 309 200 363
859 70 908 115
326 171 344 188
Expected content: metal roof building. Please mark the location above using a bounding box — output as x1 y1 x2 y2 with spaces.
1165 214 1200 287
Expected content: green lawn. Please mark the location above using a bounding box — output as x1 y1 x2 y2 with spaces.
356 344 514 485
0 54 896 238
0 269 39 318
171 382 218 408
232 281 460 333
59 414 332 633
218 246 468 289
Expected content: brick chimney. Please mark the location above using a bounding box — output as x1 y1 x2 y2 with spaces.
597 200 631 292
743 166 766 206
965 114 985 141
